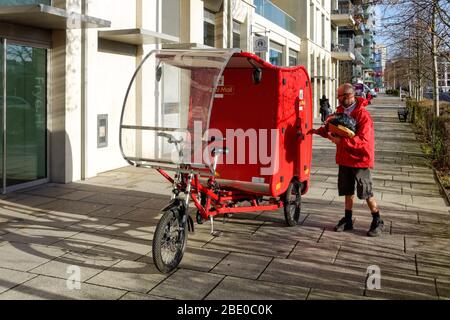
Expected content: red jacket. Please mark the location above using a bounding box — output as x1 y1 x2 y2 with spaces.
317 97 375 169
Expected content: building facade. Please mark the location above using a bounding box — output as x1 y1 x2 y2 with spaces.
335 0 379 89
0 0 342 191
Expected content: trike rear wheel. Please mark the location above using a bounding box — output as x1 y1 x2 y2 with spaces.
284 180 302 227
152 209 187 274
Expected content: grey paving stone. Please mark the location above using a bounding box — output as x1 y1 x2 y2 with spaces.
51 232 115 253
0 275 126 300
58 190 98 201
0 268 37 294
436 279 450 299
81 193 148 207
2 195 56 208
87 260 168 293
405 236 450 255
0 243 66 272
135 198 172 210
364 272 438 300
253 223 323 242
416 252 450 280
308 288 376 300
85 236 152 261
67 216 119 233
334 242 416 276
210 253 272 279
37 199 105 215
89 205 136 219
29 251 120 281
204 233 297 258
23 186 74 198
94 220 155 240
206 276 309 300
288 240 340 264
116 208 161 224
0 227 79 246
411 196 447 208
119 292 172 300
259 258 366 296
150 269 224 300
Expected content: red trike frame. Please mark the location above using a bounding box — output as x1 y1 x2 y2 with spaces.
157 168 284 220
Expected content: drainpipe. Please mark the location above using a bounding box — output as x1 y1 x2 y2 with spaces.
2 39 6 194
228 0 233 48
81 0 87 180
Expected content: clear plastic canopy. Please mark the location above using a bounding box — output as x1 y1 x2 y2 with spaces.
119 49 239 169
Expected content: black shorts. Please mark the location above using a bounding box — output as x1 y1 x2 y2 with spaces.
338 166 374 200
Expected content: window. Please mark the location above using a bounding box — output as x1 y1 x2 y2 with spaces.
204 9 215 47
269 41 283 66
233 20 241 48
289 49 298 66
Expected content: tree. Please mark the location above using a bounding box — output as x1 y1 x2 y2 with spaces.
378 0 449 116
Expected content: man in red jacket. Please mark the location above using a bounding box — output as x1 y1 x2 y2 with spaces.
312 83 384 237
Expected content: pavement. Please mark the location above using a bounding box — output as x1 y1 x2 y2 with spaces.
0 94 449 300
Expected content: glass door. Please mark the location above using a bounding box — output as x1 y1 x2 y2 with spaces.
1 40 47 193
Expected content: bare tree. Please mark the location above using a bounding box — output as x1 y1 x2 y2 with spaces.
378 0 449 116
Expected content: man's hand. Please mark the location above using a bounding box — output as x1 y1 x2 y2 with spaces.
327 132 341 145
308 128 319 135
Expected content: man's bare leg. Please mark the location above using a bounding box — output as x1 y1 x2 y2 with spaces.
366 197 378 213
366 197 384 237
345 195 355 211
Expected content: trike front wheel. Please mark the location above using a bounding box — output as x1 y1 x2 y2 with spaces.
152 209 187 273
283 180 302 227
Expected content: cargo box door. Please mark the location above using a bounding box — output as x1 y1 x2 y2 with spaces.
297 84 313 186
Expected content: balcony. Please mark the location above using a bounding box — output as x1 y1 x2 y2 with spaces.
355 35 363 48
0 3 110 29
331 5 355 27
354 50 365 65
331 38 355 61
254 0 296 35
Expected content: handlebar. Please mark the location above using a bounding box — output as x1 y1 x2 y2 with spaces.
157 132 184 144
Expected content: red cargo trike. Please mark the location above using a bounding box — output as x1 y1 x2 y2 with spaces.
120 49 313 273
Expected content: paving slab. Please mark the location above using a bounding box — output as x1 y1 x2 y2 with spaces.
204 233 297 258
288 240 340 264
259 258 366 296
210 253 272 279
37 199 105 215
0 243 66 272
206 276 309 300
0 227 79 246
0 268 37 294
119 292 172 300
29 251 120 281
89 205 136 219
149 269 224 300
364 272 438 300
85 236 152 261
51 232 114 253
81 193 148 207
308 288 376 300
0 275 126 300
87 260 168 293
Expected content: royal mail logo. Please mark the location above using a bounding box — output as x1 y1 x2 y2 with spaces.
216 85 235 95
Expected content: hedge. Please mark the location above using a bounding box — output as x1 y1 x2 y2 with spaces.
406 99 450 169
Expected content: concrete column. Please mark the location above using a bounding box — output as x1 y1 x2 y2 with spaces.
180 0 204 44
50 1 82 183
